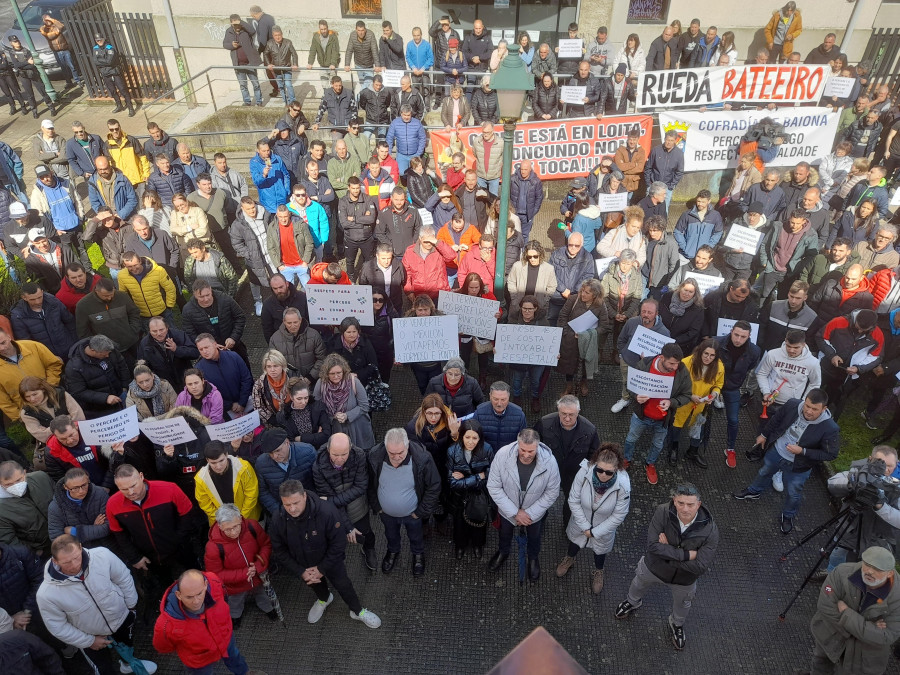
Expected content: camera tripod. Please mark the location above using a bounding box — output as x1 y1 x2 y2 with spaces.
777 501 864 620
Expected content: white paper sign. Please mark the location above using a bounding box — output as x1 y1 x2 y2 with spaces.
306 284 374 326
627 325 675 358
723 225 763 254
207 410 261 443
567 311 598 333
891 188 900 207
692 275 725 296
527 31 540 43
716 318 760 343
494 324 562 366
394 315 460 363
557 39 583 58
437 290 500 340
560 85 587 105
418 208 433 226
78 407 139 446
595 256 616 278
823 76 856 99
381 70 405 87
627 366 674 398
139 416 198 446
596 192 628 212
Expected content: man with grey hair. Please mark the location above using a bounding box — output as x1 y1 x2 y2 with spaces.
400 224 454 302
487 428 560 580
366 428 440 577
64 334 129 418
474 381 527 451
637 181 669 220
740 168 786 221
644 130 684 213
535 395 600 526
854 224 900 271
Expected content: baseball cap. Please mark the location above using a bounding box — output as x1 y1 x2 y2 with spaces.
40 119 54 130
9 35 20 42
9 202 26 218
34 165 51 178
28 228 49 243
571 177 587 189
861 546 896 572
94 32 104 40
448 38 459 48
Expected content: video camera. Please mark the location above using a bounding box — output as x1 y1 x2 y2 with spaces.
847 457 897 511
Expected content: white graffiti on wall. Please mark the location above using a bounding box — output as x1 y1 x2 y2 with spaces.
203 21 229 41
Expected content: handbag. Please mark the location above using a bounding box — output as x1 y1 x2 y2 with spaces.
365 375 392 412
472 338 493 354
463 490 490 527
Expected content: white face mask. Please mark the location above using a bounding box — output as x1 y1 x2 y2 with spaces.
5 481 27 498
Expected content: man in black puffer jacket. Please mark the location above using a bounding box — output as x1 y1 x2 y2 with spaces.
357 76 392 138
470 77 498 125
9 283 76 361
136 317 199 390
615 483 719 651
64 335 129 419
0 541 44 635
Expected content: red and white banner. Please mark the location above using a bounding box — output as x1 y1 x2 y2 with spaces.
637 64 830 110
430 114 653 181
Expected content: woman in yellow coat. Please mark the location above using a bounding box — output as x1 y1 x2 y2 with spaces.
668 338 724 468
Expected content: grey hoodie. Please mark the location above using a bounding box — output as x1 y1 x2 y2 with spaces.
756 342 822 401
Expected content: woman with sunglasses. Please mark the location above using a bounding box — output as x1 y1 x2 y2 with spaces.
556 442 631 594
668 339 724 467
362 291 398 383
507 242 557 319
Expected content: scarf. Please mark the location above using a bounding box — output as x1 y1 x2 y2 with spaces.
342 334 360 352
592 468 617 495
615 267 631 312
323 377 352 417
129 376 166 416
669 293 693 317
266 372 288 412
444 373 464 396
290 405 313 434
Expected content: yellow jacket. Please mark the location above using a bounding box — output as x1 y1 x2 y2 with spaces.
195 456 262 525
673 354 725 429
0 340 63 420
106 131 151 186
116 257 176 318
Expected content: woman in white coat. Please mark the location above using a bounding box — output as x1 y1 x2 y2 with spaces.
555 443 631 594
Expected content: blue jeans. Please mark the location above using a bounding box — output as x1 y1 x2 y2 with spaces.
623 413 668 465
511 365 544 398
396 153 413 176
722 388 741 449
274 71 294 104
236 68 262 104
477 177 500 197
54 49 81 83
747 448 812 518
664 187 673 212
356 68 374 92
519 216 534 242
827 546 849 572
185 635 248 675
280 264 309 288
380 512 425 555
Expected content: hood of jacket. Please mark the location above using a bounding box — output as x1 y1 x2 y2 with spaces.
782 168 820 187
741 212 768 229
147 405 211 429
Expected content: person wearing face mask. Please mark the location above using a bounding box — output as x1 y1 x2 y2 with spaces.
0 460 54 556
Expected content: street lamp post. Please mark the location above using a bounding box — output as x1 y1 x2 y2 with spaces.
488 46 533 305
9 2 56 101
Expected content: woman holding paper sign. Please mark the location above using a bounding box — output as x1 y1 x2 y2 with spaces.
668 340 724 467
314 353 375 450
659 280 706 357
126 363 177 421
558 279 609 397
328 317 381 387
595 170 628 233
457 273 504 389
598 251 644 364
507 296 549 414
363 291 398 384
403 296 446 395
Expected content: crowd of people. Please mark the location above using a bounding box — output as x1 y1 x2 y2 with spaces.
3 3 900 674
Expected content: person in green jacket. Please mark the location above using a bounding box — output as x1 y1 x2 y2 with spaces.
307 20 341 93
183 238 238 297
0 463 54 555
74 277 142 354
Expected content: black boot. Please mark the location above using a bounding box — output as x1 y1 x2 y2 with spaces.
8 104 15 114
686 445 708 469
48 103 57 116
668 440 679 464
112 102 124 113
412 554 425 576
381 551 398 574
127 105 136 117
19 103 28 116
31 108 38 119
488 550 508 571
528 557 541 582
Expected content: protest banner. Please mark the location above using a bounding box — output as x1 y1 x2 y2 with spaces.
306 284 374 326
823 76 856 99
568 311 599 333
381 70 404 87
637 64 829 110
658 107 840 171
692 275 725 296
627 325 675 358
560 86 587 105
596 192 628 212
438 290 499 340
207 410 261 443
394 315 459 363
79 406 139 446
595 256 616 278
494 324 563 366
557 39 583 58
723 225 763 253
627 366 674 398
716 318 760 343
139 416 198 446
430 114 653 181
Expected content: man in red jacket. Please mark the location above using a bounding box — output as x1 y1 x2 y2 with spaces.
54 262 100 314
153 569 267 675
458 233 497 294
307 261 351 285
402 226 454 301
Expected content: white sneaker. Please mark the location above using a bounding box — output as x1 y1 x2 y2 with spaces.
351 608 382 628
254 300 263 316
611 398 629 413
714 397 725 409
120 661 157 674
772 470 784 493
308 593 333 623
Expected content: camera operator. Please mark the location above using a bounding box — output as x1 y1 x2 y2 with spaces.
812 446 900 581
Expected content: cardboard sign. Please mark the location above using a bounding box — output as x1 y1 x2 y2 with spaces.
557 39 584 59
692 275 725 296
418 208 434 226
723 225 763 253
206 410 261 443
381 69 405 88
306 284 374 326
393 315 460 363
78 406 139 446
567 311 599 333
139 416 198 446
823 76 856 99
716 318 760 343
596 192 628 212
438 290 500 340
494 324 562 366
626 325 675 358
560 86 587 105
595 256 616 278
627 366 674 398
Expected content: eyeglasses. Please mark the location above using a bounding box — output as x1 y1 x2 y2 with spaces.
67 482 90 492
372 298 385 304
526 254 540 260
595 468 615 477
294 193 306 199
108 127 120 132
521 306 536 311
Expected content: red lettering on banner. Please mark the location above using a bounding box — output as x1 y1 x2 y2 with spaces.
759 68 776 99
772 67 788 100
722 69 736 99
792 67 809 99
806 68 823 99
747 66 763 98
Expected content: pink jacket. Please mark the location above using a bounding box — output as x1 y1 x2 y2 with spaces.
175 382 224 423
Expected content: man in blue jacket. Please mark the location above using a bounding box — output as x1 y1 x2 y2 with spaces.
87 156 137 222
0 140 25 201
734 388 840 534
473 381 527 452
385 106 426 176
172 143 211 188
844 165 890 219
672 190 723 262
250 139 291 214
146 155 193 206
644 130 684 212
253 428 316 516
194 333 253 417
405 27 434 106
509 160 544 242
689 26 720 67
66 122 104 183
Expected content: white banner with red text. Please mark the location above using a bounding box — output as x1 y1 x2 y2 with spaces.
430 114 653 181
637 64 829 110
658 108 840 171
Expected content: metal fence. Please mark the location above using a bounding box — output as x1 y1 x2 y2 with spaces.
859 28 900 96
61 0 172 100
